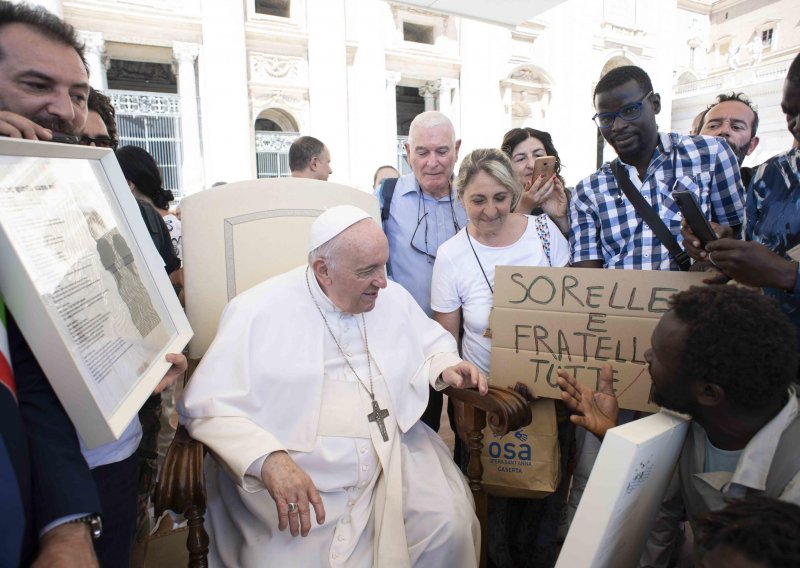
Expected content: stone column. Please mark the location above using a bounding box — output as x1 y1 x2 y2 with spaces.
173 41 204 195
419 81 438 112
79 31 107 91
307 0 349 183
200 0 252 183
435 78 460 129
386 71 401 167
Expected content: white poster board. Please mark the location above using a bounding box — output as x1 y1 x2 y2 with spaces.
556 411 690 568
0 138 192 448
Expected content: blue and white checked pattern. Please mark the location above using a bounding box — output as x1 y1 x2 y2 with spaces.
569 132 745 270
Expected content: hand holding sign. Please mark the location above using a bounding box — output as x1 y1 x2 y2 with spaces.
557 364 619 440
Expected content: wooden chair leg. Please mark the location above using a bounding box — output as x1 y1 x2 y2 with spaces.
465 405 488 568
186 505 209 568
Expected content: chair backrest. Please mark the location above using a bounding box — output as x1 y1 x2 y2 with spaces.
181 177 380 358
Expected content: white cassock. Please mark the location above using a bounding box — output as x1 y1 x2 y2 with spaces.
179 265 480 567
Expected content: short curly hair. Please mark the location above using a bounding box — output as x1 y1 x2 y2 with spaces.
88 88 117 141
694 497 800 566
670 285 797 410
594 65 653 99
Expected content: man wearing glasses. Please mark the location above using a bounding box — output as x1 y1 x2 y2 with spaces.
82 87 119 150
376 110 467 431
565 65 746 530
569 65 744 271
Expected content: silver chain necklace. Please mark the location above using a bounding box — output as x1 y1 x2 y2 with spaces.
305 267 390 442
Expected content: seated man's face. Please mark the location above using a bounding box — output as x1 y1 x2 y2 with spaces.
0 23 89 136
322 221 389 314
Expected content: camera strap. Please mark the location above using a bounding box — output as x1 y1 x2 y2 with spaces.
610 160 691 271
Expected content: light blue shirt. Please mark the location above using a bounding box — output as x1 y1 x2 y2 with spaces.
80 417 142 469
377 173 468 316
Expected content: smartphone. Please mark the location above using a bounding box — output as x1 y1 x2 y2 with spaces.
530 156 556 182
673 190 717 247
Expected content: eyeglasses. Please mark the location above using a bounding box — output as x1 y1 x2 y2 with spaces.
78 135 118 149
592 91 653 129
410 190 461 263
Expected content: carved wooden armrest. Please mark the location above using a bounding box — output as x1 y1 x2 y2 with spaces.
153 424 209 567
444 386 531 568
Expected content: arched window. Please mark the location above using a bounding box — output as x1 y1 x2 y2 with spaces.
254 109 299 178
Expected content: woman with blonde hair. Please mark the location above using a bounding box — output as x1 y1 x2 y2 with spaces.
431 148 569 566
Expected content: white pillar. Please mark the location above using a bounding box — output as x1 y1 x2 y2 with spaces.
435 78 459 129
386 71 401 165
199 0 252 184
173 41 204 196
419 81 438 112
79 31 107 91
307 0 349 183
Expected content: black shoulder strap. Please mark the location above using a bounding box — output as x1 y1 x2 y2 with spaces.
763 404 800 497
610 160 691 271
380 177 399 223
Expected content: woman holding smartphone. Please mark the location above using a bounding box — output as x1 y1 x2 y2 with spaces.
501 127 569 233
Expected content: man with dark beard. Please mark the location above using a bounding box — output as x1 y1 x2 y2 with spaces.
570 65 745 271
698 92 760 188
556 285 800 568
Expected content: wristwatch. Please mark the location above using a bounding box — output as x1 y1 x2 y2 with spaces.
66 514 103 540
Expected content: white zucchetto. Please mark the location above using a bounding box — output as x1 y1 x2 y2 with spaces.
308 205 372 252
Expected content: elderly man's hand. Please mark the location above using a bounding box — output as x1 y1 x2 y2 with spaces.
705 239 798 290
261 451 325 537
33 522 99 568
441 361 488 395
556 364 619 440
153 352 188 394
0 111 54 141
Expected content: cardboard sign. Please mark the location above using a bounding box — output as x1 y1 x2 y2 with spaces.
489 266 708 412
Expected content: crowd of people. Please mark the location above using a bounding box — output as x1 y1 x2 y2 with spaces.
1 1 800 567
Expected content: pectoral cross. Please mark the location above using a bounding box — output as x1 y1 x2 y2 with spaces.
367 398 390 442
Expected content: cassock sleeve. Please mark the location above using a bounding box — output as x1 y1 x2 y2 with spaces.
180 285 299 492
184 415 283 492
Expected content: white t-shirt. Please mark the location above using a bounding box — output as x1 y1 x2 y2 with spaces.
431 215 569 374
163 213 182 262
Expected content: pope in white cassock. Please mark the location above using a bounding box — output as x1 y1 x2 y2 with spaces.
179 205 485 567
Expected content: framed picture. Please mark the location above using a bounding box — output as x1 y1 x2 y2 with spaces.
0 138 192 448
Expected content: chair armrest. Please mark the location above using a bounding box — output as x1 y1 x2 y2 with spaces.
444 385 532 437
153 424 206 518
444 385 531 568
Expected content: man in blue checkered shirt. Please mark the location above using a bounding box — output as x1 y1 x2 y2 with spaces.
569 65 745 271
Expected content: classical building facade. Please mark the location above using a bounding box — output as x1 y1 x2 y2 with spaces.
31 0 798 196
672 0 799 168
